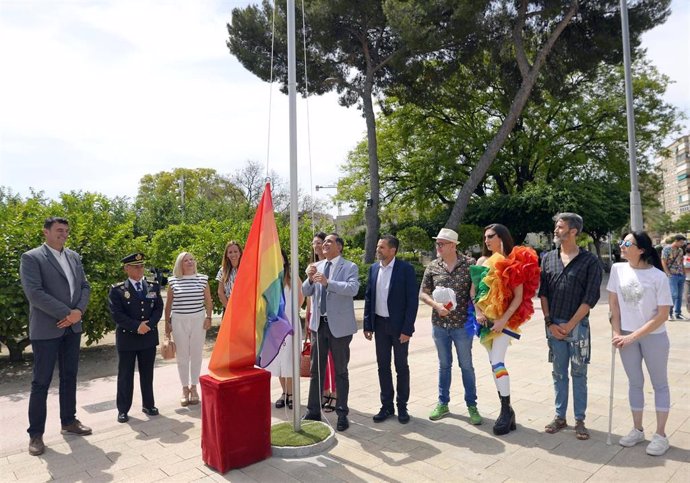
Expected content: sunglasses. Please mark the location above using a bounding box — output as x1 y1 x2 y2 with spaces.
435 241 451 248
619 240 637 247
484 233 497 240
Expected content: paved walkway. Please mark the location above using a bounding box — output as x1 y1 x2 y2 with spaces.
1 295 689 482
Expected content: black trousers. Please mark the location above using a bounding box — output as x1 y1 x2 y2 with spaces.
28 329 81 436
374 316 410 410
117 347 156 413
307 318 352 417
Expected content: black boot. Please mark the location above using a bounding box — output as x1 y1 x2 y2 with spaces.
493 393 516 436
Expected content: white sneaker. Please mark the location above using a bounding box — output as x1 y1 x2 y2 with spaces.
619 427 645 447
646 433 670 456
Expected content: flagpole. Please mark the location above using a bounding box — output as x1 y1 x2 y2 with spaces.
286 0 301 431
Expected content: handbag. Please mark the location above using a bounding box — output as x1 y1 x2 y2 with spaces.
300 330 311 378
161 336 176 360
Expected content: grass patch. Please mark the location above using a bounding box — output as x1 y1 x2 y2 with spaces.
271 421 331 447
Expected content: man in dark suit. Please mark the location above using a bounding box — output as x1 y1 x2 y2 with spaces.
109 253 164 423
20 217 92 456
364 235 419 424
302 233 360 431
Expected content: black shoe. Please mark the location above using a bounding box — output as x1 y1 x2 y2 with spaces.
142 407 159 416
117 413 129 423
28 436 45 456
493 393 516 436
275 393 286 409
302 411 321 422
372 408 395 423
337 415 349 431
398 408 410 424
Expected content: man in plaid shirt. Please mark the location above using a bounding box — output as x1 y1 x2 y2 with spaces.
539 213 602 441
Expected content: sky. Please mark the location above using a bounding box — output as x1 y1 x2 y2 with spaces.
0 0 688 211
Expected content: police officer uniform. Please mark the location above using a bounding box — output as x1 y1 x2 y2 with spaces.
108 253 163 423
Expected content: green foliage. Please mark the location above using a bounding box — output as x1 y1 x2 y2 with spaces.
671 213 690 234
455 224 484 252
134 168 244 238
341 245 367 300
396 226 431 253
0 189 50 360
0 190 144 359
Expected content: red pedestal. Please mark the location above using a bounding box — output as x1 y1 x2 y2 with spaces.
200 368 272 473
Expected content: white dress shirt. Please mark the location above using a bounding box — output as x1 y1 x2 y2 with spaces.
375 257 396 318
46 244 75 299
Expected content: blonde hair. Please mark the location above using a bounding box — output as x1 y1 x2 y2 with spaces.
172 251 197 277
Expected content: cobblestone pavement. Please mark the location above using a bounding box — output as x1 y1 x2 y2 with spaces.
1 290 688 482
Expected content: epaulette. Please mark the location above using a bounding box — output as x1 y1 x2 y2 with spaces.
111 281 125 288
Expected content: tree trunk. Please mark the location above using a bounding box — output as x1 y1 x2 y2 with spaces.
445 75 538 229
445 0 579 229
0 337 30 362
362 82 380 264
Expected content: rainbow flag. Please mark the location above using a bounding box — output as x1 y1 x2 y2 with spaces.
208 183 293 380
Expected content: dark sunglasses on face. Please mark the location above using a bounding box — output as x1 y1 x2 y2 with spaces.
619 240 637 247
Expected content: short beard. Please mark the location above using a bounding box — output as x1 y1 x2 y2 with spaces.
553 236 562 247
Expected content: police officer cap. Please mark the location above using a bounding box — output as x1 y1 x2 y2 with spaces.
121 253 145 266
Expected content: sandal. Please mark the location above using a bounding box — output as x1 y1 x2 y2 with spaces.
575 420 590 440
322 395 336 413
545 417 567 434
275 393 286 409
189 386 200 405
286 394 293 410
180 387 190 407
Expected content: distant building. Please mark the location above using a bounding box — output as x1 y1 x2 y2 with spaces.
659 134 690 220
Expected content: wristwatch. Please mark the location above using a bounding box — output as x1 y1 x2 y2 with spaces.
544 315 553 327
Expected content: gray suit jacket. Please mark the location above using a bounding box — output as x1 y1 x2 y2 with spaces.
302 257 359 338
20 244 91 340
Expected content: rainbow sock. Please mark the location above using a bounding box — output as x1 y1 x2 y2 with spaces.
492 362 509 379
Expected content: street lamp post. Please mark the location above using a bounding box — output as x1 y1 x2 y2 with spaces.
620 0 644 231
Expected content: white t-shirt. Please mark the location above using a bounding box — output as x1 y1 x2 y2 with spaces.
606 262 672 334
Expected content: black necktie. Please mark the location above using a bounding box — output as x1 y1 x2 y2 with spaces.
135 281 143 297
320 261 332 314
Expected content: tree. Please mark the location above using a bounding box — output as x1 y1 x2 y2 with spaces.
232 160 290 214
134 168 245 237
384 0 671 228
0 189 144 360
337 55 679 239
228 0 428 262
396 226 430 254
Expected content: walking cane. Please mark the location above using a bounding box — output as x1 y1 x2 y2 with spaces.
606 328 616 445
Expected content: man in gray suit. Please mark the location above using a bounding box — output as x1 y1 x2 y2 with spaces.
302 233 359 431
20 217 92 456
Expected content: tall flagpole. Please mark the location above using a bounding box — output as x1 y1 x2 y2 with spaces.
620 0 643 230
286 0 301 431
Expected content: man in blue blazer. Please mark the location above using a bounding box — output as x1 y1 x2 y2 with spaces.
20 217 92 456
364 235 419 424
302 233 360 431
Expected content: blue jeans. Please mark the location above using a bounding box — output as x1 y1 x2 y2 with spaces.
28 329 81 436
546 317 590 421
432 325 477 407
668 273 684 316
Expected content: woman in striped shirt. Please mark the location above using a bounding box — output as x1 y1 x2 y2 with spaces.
165 252 213 406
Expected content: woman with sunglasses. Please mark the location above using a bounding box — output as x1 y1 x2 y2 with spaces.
470 224 540 435
607 232 672 456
